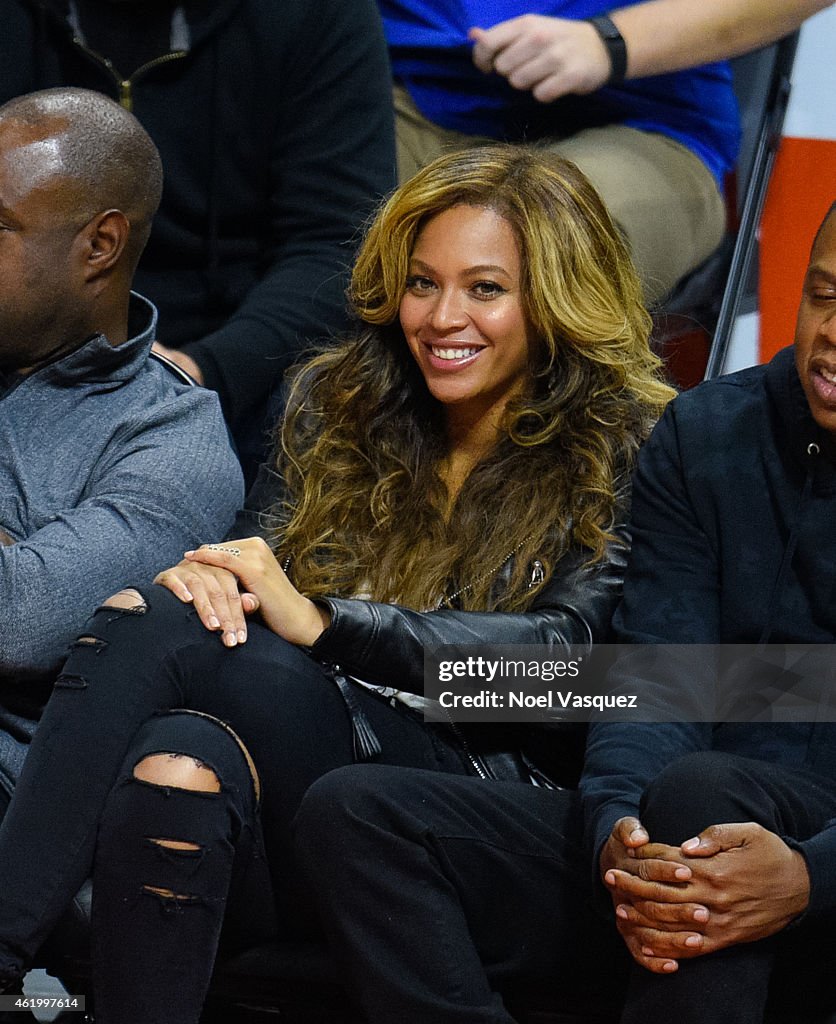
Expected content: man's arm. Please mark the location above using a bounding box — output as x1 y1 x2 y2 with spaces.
0 390 242 677
470 0 830 103
169 0 396 424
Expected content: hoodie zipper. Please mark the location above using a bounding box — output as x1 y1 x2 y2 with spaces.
70 37 187 111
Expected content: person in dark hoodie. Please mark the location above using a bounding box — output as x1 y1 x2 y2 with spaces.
575 198 836 1023
1 0 396 467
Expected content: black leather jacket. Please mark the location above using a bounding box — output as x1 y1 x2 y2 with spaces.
233 464 629 784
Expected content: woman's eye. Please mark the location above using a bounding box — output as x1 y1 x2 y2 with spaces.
405 275 435 293
471 281 505 298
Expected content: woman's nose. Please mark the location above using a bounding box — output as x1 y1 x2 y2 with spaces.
428 289 467 331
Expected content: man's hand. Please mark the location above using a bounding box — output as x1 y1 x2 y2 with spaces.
151 343 205 385
601 816 704 973
469 16 613 103
610 822 810 967
0 529 15 546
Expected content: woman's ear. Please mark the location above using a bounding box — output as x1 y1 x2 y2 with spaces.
79 208 130 281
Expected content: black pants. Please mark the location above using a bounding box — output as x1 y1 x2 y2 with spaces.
0 587 474 1022
292 750 836 1024
294 765 626 1024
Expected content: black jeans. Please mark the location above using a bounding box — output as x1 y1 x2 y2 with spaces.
0 586 473 1023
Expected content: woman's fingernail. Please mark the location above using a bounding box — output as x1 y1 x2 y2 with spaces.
225 631 238 647
238 630 247 644
208 616 221 630
184 550 195 557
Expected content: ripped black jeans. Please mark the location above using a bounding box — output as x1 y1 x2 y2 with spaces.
0 585 471 1023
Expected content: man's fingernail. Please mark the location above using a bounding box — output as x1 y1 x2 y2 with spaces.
685 935 701 948
694 908 709 923
616 905 629 919
604 871 617 886
641 947 654 957
674 867 691 880
682 837 700 851
662 960 678 972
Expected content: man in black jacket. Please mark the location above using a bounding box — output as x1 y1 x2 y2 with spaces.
580 198 836 1022
1 0 396 462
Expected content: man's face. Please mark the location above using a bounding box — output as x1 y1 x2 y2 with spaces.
795 209 836 436
0 119 86 373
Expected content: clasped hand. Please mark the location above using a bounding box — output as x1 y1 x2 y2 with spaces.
154 537 330 647
601 816 810 974
469 15 613 103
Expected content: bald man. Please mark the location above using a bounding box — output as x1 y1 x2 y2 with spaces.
0 87 242 809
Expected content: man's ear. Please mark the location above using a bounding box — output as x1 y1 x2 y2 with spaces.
79 208 130 281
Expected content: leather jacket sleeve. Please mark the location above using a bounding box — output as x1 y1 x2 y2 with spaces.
309 526 629 694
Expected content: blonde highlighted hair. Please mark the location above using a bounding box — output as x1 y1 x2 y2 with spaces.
272 145 674 611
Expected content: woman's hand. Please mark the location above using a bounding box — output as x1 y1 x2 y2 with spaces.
156 537 330 647
154 558 257 646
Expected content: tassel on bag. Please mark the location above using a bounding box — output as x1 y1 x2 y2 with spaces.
330 670 383 761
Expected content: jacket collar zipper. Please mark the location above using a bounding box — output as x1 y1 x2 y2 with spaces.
69 37 187 112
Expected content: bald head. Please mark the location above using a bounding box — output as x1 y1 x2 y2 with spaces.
0 88 162 269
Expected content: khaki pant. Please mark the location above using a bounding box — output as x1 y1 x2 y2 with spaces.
394 84 726 304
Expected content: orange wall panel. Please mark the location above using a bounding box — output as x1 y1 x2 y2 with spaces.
759 137 836 362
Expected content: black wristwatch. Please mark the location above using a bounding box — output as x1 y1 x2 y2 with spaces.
586 14 628 85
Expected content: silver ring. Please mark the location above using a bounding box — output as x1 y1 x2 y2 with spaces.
205 544 241 557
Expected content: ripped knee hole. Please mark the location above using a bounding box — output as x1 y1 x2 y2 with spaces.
142 884 199 903
102 588 147 611
133 752 221 794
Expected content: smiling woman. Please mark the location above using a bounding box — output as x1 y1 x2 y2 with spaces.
0 145 674 1024
399 204 532 460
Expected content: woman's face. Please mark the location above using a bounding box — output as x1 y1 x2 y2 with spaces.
399 204 534 434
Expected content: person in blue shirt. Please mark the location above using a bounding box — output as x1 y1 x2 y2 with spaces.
381 0 827 303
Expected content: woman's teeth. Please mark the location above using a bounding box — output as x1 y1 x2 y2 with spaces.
431 346 479 361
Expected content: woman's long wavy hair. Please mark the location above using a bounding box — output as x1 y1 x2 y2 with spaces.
272 145 674 612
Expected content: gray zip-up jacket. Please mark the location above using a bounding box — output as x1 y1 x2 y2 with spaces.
0 294 243 686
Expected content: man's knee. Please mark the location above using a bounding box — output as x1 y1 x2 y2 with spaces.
294 764 419 861
640 751 759 843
